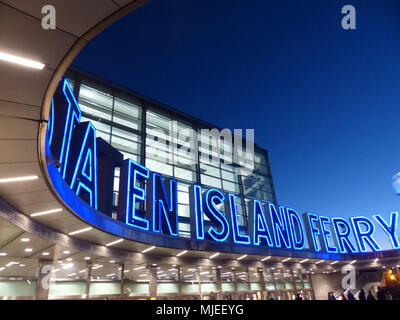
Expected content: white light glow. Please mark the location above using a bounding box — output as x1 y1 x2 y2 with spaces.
20 238 30 242
134 266 145 271
30 208 62 217
300 259 309 264
315 260 324 264
209 252 220 259
0 176 38 183
176 250 188 257
106 239 123 247
261 256 271 262
237 254 247 261
141 246 156 253
330 261 339 265
68 227 92 236
282 257 292 263
0 51 45 70
24 248 33 253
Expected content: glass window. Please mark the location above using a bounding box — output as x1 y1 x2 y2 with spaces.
201 174 222 189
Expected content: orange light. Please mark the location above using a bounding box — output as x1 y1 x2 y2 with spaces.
390 275 396 280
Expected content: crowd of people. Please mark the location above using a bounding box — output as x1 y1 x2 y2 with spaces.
328 287 399 300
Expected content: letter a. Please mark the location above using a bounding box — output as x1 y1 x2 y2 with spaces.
341 5 356 30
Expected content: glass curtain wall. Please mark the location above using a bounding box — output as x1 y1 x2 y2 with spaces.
65 69 277 237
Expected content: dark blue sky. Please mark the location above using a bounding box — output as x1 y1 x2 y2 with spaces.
73 0 400 246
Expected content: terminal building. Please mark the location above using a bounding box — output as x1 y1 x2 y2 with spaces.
0 0 399 301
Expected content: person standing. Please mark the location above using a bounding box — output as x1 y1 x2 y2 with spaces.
359 289 366 300
347 290 356 300
367 291 376 301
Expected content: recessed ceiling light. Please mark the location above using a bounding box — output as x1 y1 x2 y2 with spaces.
30 208 62 217
92 265 103 270
84 257 90 260
141 246 156 253
62 250 70 254
237 254 247 261
109 260 115 263
209 252 220 259
0 253 7 256
176 250 188 257
66 258 73 261
20 238 30 242
300 259 309 264
24 248 33 252
134 266 145 271
0 51 45 70
105 239 123 247
261 256 271 262
42 252 50 256
282 257 291 263
0 175 38 183
68 227 92 236
330 261 339 265
315 260 324 264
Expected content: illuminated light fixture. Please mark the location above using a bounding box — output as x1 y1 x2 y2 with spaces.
350 260 357 265
19 264 26 267
261 256 271 262
42 252 50 256
30 208 62 217
66 258 72 261
78 269 86 273
315 260 324 264
68 227 92 236
62 250 70 254
237 254 247 261
134 266 145 271
123 270 130 273
374 258 379 263
84 257 90 260
141 246 156 254
0 267 5 272
0 51 45 70
106 273 115 277
139 274 147 277
282 257 292 263
176 250 188 257
209 252 220 259
5 262 19 267
0 253 7 256
24 248 33 253
106 239 123 247
300 259 309 264
0 175 38 183
330 261 339 265
52 268 60 273
200 271 209 275
62 263 73 269
92 265 103 270
109 260 115 263
68 273 76 277
20 238 30 242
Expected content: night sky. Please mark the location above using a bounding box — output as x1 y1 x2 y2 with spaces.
73 0 400 246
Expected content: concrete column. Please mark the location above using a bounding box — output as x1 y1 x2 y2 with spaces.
258 268 266 300
35 259 52 300
149 265 158 299
120 263 125 297
177 266 182 299
86 262 92 299
197 269 202 300
232 270 238 294
216 268 222 300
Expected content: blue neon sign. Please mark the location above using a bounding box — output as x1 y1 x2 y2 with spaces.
46 78 400 253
